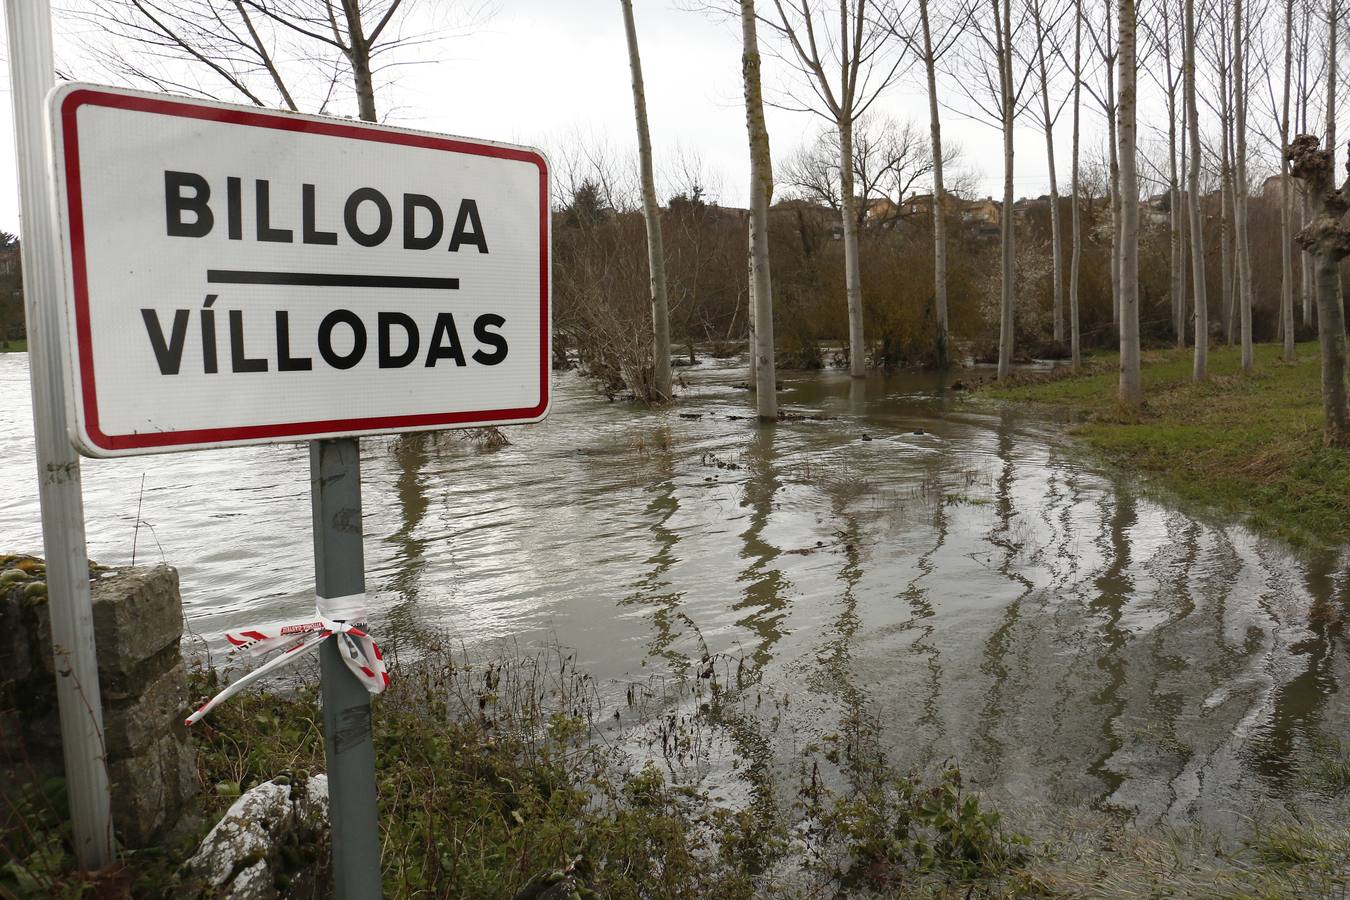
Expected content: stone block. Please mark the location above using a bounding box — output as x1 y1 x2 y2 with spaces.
107 727 198 847
103 660 190 758
90 566 183 678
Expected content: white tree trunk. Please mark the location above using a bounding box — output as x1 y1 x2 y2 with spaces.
920 0 950 367
1070 0 1083 368
1185 0 1208 379
1220 98 1234 345
620 0 673 401
1033 4 1063 345
996 0 1016 380
1281 0 1296 361
1105 8 1121 336
1118 0 1141 404
742 0 777 419
839 115 866 377
1234 0 1254 372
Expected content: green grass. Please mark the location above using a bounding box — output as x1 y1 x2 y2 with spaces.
981 341 1350 547
0 339 25 353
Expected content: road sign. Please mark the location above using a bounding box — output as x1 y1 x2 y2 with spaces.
48 84 551 457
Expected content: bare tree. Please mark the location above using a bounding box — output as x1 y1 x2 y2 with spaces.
1186 0 1209 379
83 0 457 120
1233 0 1255 371
1027 0 1069 347
1070 0 1083 367
763 0 906 377
782 116 935 229
1141 0 1186 348
1118 0 1141 404
620 0 674 402
1280 0 1296 361
1287 135 1349 446
956 0 1031 379
884 0 966 366
1081 1 1121 336
742 0 779 418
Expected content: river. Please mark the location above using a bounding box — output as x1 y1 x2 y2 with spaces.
2 350 1346 838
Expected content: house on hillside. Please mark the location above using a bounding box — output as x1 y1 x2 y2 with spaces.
961 197 1001 239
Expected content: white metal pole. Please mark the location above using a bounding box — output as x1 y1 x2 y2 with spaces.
3 0 114 868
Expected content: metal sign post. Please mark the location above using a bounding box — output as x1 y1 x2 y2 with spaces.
42 82 550 893
311 438 382 898
3 0 114 868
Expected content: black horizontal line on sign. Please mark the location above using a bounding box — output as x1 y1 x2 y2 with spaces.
206 270 459 290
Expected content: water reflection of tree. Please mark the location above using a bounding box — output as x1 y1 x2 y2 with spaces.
1244 545 1347 789
733 425 788 670
898 450 948 761
975 410 1034 764
619 427 689 671
1084 486 1137 803
384 432 432 639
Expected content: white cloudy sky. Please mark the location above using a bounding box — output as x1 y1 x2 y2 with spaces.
0 0 1291 236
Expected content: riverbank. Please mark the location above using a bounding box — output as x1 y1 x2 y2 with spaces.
979 341 1350 547
0 340 24 353
6 646 1345 897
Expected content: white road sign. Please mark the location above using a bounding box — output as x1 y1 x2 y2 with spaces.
48 84 550 457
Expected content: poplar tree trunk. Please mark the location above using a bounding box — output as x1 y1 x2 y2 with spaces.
1106 16 1122 336
1118 0 1141 405
1281 0 1296 361
341 0 377 123
840 116 865 377
1327 0 1343 320
996 0 1016 380
741 0 777 420
1288 135 1350 446
1233 0 1254 372
1070 0 1083 369
620 0 673 402
1185 0 1209 379
1220 109 1234 345
1033 3 1064 345
920 0 950 367
1163 3 1183 348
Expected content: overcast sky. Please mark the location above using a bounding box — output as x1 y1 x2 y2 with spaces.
0 0 1287 236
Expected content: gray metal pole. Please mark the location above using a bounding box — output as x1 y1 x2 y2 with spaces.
311 438 383 898
4 0 114 868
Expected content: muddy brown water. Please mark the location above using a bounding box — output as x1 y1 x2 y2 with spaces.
2 351 1346 837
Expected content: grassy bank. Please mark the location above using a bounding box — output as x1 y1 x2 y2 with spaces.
980 341 1350 547
5 643 1347 897
0 340 25 353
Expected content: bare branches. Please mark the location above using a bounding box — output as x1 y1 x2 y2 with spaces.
78 0 487 120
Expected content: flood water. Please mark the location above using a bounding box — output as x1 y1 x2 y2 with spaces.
2 351 1347 837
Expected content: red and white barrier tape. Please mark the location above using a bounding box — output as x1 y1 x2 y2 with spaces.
185 593 388 726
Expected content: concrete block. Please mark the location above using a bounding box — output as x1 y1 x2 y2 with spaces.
90 566 183 678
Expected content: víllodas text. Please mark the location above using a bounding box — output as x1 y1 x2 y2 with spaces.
146 170 508 376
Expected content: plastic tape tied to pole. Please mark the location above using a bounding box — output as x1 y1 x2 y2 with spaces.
185 593 388 726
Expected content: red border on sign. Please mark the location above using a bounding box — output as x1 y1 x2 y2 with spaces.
58 88 550 452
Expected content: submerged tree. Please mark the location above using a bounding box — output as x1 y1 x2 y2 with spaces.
620 0 674 402
741 0 778 419
1287 134 1350 447
885 0 967 367
764 0 905 378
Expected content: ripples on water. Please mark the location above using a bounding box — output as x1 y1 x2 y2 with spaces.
1 352 1346 835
